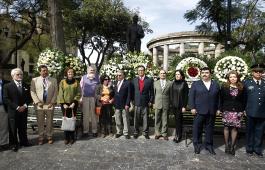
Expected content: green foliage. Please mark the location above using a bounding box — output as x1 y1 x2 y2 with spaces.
184 0 265 55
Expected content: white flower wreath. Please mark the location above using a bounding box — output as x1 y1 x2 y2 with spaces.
176 57 208 79
101 53 160 80
36 49 64 77
65 55 86 77
214 56 248 82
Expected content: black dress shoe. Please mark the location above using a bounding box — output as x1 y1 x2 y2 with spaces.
124 135 130 139
225 145 230 154
230 146 235 155
133 134 138 139
173 138 180 143
115 134 122 138
21 143 32 147
194 146 200 154
144 135 150 139
12 145 18 152
92 133 98 137
254 152 263 158
206 147 216 155
246 151 253 156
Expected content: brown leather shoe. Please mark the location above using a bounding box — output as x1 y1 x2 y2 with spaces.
163 136 169 141
48 138 53 144
64 140 69 145
154 135 160 140
69 140 75 145
38 139 44 145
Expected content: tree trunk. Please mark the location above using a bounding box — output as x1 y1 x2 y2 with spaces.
48 0 66 53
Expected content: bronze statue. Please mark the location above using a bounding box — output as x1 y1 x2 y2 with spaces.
126 15 145 53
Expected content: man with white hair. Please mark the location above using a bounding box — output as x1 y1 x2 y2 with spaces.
80 66 100 137
3 68 31 152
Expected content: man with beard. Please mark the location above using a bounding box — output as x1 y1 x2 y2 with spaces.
189 67 220 155
80 66 100 137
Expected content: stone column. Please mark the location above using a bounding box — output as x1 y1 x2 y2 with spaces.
215 43 222 58
163 44 169 71
152 47 158 66
198 42 204 55
179 42 185 56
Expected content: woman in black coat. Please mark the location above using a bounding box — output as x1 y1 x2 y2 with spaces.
170 70 189 143
219 70 245 155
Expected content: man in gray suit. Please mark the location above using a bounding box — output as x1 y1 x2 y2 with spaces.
153 70 171 140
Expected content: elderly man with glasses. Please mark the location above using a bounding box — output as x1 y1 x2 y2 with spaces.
80 66 100 137
113 70 131 139
3 68 32 152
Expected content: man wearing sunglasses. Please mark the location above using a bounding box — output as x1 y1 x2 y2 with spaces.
244 63 265 158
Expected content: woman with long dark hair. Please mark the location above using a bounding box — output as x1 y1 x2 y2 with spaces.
170 70 189 143
219 70 245 155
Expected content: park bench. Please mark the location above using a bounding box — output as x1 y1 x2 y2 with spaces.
183 111 247 147
27 105 83 138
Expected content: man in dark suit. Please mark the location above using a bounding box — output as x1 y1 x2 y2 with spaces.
189 67 220 155
114 70 131 139
244 64 265 158
0 71 9 151
131 65 154 139
3 68 32 152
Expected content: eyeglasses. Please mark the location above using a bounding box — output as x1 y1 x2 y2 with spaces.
104 79 109 81
16 74 23 76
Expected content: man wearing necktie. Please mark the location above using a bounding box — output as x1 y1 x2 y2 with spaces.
244 63 265 158
113 70 131 139
0 71 9 151
30 65 58 145
153 70 172 140
3 68 31 152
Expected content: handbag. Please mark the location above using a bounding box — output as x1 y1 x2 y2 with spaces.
61 109 76 131
95 106 101 116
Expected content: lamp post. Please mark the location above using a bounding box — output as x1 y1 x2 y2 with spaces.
226 0 232 51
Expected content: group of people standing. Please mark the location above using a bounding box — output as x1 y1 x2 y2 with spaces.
0 63 265 158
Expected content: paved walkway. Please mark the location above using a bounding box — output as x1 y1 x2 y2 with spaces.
0 129 264 170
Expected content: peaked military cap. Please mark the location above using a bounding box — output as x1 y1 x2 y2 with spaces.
250 63 265 71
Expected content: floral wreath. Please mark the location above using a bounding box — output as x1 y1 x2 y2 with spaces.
36 48 64 77
101 52 159 80
64 54 86 77
176 57 208 79
214 56 248 82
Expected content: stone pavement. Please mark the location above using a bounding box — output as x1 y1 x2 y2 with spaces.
0 129 264 170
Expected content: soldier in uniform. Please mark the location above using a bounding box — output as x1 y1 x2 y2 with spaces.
244 63 265 158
